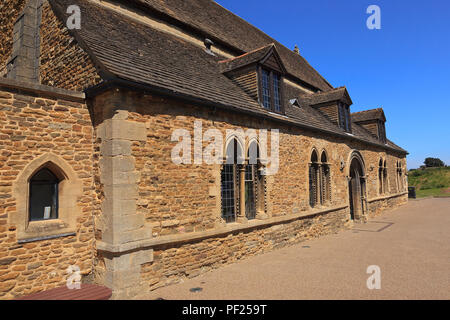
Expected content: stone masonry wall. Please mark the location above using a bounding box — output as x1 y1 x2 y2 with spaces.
0 84 97 299
91 89 407 296
143 207 350 290
368 193 408 218
123 91 407 236
39 1 102 91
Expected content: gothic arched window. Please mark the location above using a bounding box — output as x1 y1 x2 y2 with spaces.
320 151 331 204
221 138 243 223
309 150 320 207
378 158 384 194
29 168 59 221
220 139 266 223
245 141 257 220
396 161 403 192
383 160 388 193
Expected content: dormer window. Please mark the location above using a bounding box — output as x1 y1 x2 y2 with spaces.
351 108 387 143
219 44 286 114
378 120 386 144
300 87 353 131
261 69 271 109
259 67 283 113
338 102 351 132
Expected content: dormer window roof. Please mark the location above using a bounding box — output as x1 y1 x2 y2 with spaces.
219 44 286 114
299 86 353 133
219 44 286 74
351 108 386 123
351 108 387 143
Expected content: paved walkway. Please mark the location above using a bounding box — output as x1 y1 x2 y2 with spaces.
143 198 450 300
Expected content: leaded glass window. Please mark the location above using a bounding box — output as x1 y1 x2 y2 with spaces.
259 67 283 114
309 150 319 207
261 69 271 110
273 73 281 112
309 165 317 207
379 159 384 194
221 164 237 223
245 164 256 220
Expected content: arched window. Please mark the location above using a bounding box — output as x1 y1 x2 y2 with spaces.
378 158 388 195
400 162 404 191
383 160 388 193
378 158 384 194
320 151 331 204
13 153 83 242
245 141 262 220
29 168 59 221
396 161 403 192
309 150 320 207
221 138 243 223
220 138 265 223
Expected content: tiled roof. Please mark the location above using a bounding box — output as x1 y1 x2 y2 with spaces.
50 0 406 154
219 44 275 73
299 87 353 106
352 108 386 122
52 0 263 112
131 0 333 91
283 83 406 152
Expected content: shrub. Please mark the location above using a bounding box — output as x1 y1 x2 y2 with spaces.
424 157 445 167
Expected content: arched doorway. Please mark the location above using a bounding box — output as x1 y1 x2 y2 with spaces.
348 152 367 220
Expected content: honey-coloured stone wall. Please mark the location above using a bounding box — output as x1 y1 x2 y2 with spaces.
90 89 407 297
0 82 97 299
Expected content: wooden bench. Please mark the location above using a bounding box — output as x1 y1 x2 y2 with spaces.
15 284 112 300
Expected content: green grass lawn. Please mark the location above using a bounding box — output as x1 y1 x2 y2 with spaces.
415 187 450 198
408 167 450 198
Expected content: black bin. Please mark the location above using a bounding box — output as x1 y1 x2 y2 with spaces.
408 186 416 199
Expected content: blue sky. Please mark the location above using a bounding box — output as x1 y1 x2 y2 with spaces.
216 0 450 169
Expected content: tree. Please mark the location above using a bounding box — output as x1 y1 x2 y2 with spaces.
424 157 445 168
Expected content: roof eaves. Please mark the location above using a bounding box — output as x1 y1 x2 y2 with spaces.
129 0 333 91
84 77 406 155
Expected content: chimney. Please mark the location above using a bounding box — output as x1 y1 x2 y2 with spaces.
6 0 43 83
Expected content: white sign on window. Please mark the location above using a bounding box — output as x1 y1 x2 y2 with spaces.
43 206 51 220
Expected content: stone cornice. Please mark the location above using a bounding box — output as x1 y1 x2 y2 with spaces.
0 78 85 102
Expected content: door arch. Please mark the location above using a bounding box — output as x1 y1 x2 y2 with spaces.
347 151 367 220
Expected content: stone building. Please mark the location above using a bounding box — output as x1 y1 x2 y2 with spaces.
0 0 408 299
